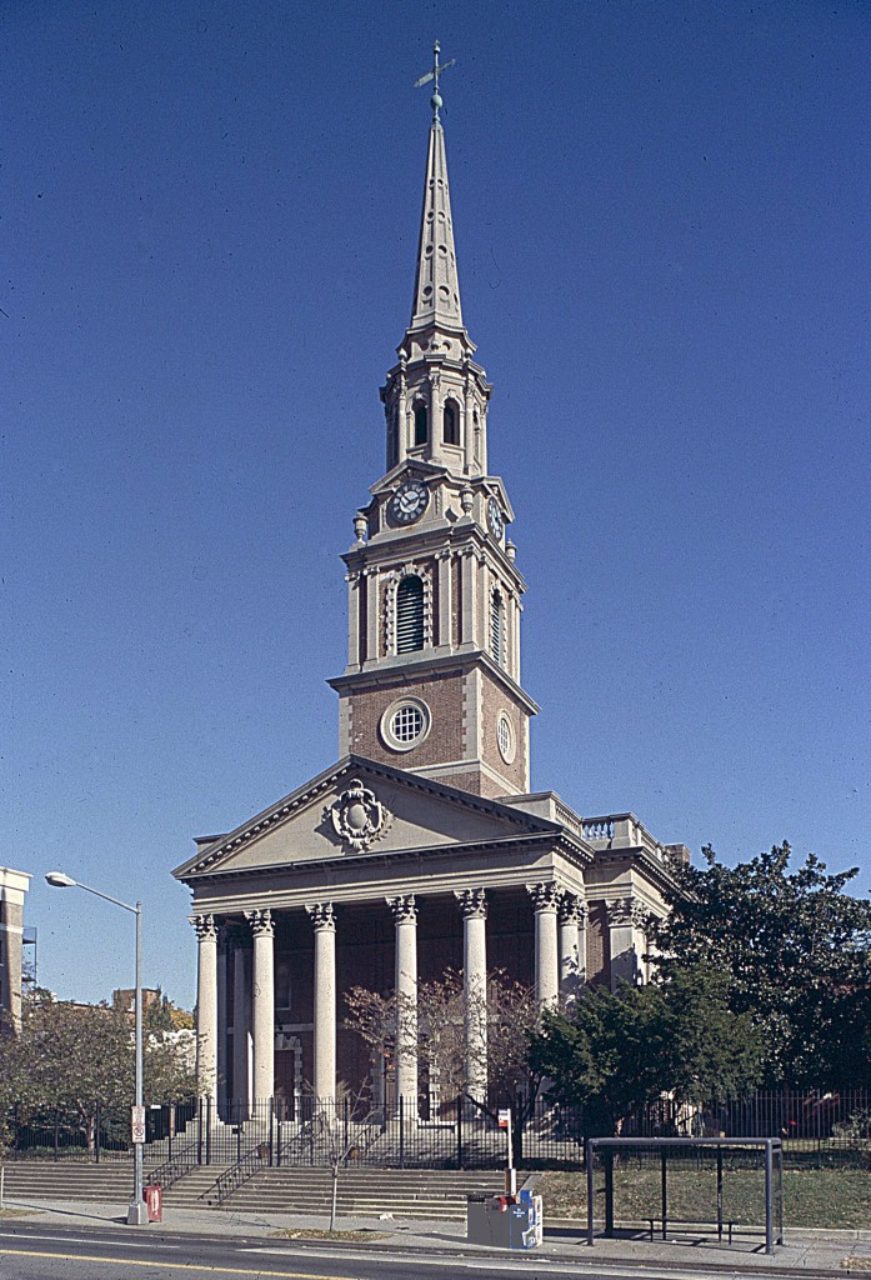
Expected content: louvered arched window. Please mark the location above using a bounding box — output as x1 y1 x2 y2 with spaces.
490 589 505 667
443 400 459 446
396 575 425 653
414 402 428 446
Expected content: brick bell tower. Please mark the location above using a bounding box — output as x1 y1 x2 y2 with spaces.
329 46 538 799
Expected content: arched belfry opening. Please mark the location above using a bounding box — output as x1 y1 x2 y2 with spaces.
443 400 459 446
396 575 425 653
413 402 428 446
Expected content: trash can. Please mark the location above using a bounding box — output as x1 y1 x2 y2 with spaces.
143 1183 163 1223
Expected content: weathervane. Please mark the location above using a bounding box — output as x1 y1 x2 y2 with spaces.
414 41 456 122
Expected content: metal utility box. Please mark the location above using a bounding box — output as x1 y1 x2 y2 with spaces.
467 1192 543 1250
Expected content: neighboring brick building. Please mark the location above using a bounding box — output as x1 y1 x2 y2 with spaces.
0 865 31 1034
174 62 688 1115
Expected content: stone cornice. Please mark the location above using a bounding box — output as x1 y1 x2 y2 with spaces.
591 846 683 898
341 515 524 589
329 649 540 716
181 829 581 888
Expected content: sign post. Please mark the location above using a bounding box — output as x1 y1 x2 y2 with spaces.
497 1108 516 1196
131 1105 146 1146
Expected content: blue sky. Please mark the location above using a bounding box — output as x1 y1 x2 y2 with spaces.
4 1 869 1009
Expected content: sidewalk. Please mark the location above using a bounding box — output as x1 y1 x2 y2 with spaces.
1 1196 869 1274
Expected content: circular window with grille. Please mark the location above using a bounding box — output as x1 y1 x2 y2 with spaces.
496 711 516 764
380 697 432 753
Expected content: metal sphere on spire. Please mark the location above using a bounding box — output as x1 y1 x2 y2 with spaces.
413 40 456 122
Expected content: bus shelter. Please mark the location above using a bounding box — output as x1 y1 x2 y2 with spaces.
585 1137 784 1254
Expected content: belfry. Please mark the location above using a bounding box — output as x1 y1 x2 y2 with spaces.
174 53 687 1115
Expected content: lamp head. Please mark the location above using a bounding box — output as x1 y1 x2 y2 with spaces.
45 871 77 888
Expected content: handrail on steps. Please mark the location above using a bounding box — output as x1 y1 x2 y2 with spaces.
149 1137 200 1192
199 1139 270 1207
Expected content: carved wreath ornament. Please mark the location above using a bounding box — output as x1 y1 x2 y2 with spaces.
327 779 393 853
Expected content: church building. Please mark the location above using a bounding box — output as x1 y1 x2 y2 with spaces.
173 52 688 1115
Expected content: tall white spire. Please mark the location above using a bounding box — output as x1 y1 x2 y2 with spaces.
409 115 464 333
409 42 463 335
379 44 491 478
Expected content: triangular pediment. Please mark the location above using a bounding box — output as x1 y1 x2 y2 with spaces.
173 755 560 881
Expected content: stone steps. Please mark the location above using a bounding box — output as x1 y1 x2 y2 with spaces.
191 1167 508 1220
1 1160 146 1202
4 1159 508 1222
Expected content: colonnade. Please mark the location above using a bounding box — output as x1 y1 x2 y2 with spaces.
191 883 598 1107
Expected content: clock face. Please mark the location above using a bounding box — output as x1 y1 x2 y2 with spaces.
389 480 429 526
487 497 504 541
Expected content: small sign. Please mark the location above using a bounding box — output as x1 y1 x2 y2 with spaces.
131 1105 146 1144
497 1108 511 1129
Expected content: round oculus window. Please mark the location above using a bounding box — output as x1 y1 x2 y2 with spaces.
496 711 516 764
380 697 432 753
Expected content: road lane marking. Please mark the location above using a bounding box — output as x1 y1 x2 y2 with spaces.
0 1230 181 1249
0 1247 360 1279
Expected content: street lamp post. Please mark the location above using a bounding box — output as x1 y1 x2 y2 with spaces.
45 872 148 1226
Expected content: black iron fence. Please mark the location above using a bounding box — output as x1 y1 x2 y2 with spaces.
4 1090 868 1170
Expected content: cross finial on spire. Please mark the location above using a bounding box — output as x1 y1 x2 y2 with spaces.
414 40 456 122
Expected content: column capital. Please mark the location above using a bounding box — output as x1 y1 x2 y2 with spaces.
526 882 560 913
191 913 218 942
558 891 587 926
605 896 634 927
306 901 336 932
455 887 487 920
387 894 417 925
244 907 275 939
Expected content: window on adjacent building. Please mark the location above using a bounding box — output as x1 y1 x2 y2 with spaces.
414 402 428 446
396 575 425 652
443 400 459 446
490 589 505 667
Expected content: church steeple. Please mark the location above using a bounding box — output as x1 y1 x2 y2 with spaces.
330 51 538 800
379 57 492 480
409 90 464 334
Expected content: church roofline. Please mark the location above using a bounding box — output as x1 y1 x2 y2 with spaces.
173 752 556 881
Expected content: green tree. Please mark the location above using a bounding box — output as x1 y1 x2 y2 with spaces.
529 967 762 1133
647 843 871 1087
345 968 541 1109
0 994 197 1154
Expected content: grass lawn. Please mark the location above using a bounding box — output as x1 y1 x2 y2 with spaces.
539 1167 870 1229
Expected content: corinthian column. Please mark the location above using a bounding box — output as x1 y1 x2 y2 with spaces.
388 895 418 1115
244 908 275 1102
455 888 488 1106
232 936 251 1112
527 883 560 1009
558 892 586 1001
192 914 218 1100
306 903 336 1103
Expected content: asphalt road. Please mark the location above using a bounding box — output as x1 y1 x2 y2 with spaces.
0 1222 599 1280
0 1220 833 1280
